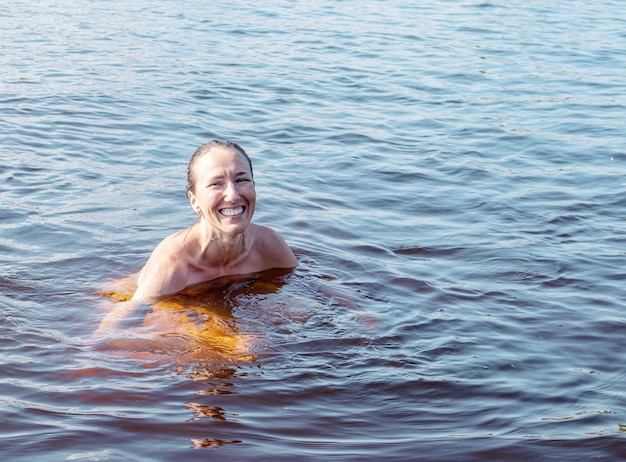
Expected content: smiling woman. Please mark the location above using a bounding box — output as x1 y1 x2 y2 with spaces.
94 140 298 336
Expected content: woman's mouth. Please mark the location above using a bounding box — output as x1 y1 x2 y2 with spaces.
219 206 244 217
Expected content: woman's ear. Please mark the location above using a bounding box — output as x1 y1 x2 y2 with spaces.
188 191 200 214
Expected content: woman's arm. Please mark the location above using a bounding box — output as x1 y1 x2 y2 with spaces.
93 299 145 338
93 237 187 337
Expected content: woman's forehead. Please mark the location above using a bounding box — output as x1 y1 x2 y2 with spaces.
195 147 251 174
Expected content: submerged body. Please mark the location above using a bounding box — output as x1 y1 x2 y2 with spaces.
96 270 295 363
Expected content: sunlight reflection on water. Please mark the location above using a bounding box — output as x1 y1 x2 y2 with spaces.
2 0 626 460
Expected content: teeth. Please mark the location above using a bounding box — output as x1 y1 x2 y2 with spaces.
220 207 244 217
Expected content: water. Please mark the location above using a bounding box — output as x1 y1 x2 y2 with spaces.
2 0 626 460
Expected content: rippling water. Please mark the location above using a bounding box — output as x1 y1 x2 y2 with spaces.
2 0 626 460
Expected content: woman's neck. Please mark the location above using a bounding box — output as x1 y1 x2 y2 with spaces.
194 222 248 267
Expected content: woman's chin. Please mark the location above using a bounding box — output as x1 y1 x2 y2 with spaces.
218 220 251 235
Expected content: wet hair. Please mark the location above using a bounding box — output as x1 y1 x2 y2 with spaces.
186 140 253 194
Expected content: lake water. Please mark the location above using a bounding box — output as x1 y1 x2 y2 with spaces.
1 0 626 460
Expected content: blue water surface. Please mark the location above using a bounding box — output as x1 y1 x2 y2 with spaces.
1 0 626 460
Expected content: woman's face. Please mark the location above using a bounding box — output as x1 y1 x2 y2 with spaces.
188 146 256 235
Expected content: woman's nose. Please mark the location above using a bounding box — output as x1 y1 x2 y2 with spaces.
224 181 240 201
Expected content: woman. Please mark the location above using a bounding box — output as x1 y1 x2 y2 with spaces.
95 140 297 335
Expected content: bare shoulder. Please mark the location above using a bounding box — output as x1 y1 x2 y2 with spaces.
156 229 190 254
133 230 192 301
142 230 189 269
249 224 298 269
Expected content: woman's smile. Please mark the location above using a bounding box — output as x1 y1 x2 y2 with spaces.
219 206 245 217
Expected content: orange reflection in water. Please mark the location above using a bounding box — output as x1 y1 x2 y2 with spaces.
95 269 292 367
